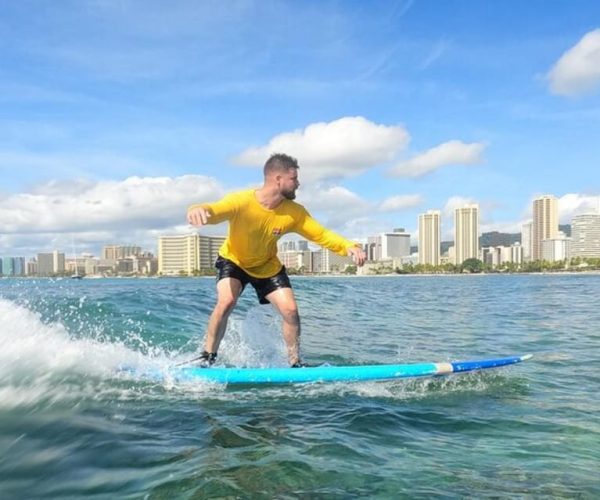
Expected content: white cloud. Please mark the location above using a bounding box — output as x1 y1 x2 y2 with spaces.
388 140 486 178
462 193 599 240
378 194 423 212
441 196 477 219
297 185 371 228
558 193 600 223
232 116 410 183
298 185 369 212
341 216 385 241
0 175 224 235
0 177 377 256
547 29 600 97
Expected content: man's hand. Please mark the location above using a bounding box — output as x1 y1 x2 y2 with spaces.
348 246 366 267
187 206 212 227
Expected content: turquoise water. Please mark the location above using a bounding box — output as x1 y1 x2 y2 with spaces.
1 274 599 498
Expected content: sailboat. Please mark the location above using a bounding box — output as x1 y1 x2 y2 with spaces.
71 236 83 279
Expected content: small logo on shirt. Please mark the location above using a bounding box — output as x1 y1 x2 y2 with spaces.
272 227 283 235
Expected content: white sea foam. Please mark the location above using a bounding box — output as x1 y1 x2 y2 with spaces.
0 297 512 408
0 298 166 408
0 298 146 378
0 298 293 407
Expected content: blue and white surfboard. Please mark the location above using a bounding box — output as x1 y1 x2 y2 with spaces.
129 354 531 385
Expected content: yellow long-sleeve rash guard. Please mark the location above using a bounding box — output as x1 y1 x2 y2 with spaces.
188 189 359 278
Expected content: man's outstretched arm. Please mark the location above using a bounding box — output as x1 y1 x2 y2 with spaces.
187 205 212 227
296 210 366 266
347 245 366 266
187 194 240 227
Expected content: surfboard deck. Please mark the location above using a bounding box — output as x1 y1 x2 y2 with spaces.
127 354 532 385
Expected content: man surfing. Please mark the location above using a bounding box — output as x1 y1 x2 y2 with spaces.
187 153 366 367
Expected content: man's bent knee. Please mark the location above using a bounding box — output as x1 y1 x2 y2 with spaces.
280 307 300 325
215 296 237 315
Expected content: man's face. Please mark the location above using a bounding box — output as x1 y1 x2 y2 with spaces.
279 169 300 200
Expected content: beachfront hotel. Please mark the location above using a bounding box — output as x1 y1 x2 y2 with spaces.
532 195 559 261
418 210 441 266
454 204 480 265
366 229 411 261
158 234 225 275
571 213 600 259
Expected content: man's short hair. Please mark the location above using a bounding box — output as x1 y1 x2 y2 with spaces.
263 153 299 176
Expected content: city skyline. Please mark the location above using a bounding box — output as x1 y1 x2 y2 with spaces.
1 3 600 258
2 202 599 277
1 193 597 262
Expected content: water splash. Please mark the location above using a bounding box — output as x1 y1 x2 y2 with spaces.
0 297 163 409
217 305 289 368
0 296 524 409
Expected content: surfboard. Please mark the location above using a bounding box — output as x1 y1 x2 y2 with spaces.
130 354 531 385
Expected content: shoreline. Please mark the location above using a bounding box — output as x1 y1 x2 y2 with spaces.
3 270 600 280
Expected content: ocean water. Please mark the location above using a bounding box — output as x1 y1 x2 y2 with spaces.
0 274 599 498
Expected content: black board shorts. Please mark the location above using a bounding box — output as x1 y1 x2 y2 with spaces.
215 256 292 305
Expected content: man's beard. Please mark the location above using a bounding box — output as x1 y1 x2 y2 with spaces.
282 189 296 200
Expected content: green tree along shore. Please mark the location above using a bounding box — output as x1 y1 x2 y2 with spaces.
20 257 600 278
392 257 600 275
286 257 600 276
181 257 598 276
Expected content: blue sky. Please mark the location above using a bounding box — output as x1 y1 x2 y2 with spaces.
1 0 600 257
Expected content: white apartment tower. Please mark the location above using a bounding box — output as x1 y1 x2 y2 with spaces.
381 229 411 259
158 234 225 275
532 195 558 261
541 234 571 262
367 229 411 261
454 204 480 265
571 213 600 258
418 210 441 266
521 221 533 261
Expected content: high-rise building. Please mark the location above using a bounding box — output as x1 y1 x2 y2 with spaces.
198 235 226 269
571 213 600 259
278 249 312 272
481 244 523 268
102 245 142 260
511 243 523 265
311 250 323 273
278 241 296 252
158 234 225 275
532 195 559 261
27 259 37 276
318 248 353 273
278 240 309 253
541 233 571 262
37 251 65 276
366 229 411 261
1 257 13 276
102 245 120 260
521 221 533 262
297 240 309 251
418 210 441 266
13 257 25 276
381 229 411 260
454 204 479 265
